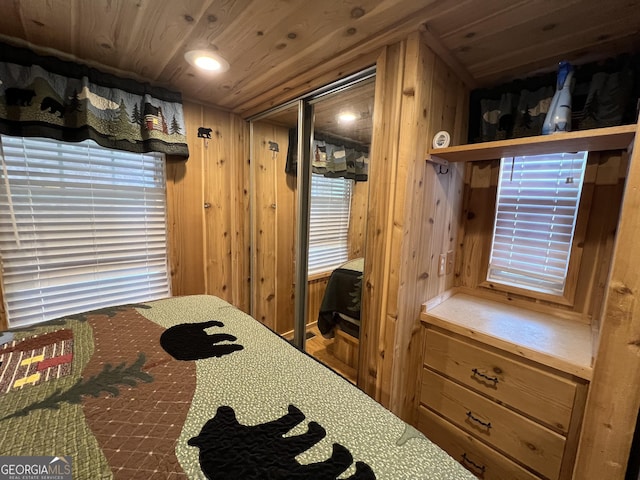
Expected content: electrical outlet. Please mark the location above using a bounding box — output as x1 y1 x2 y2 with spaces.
438 253 447 276
446 250 454 275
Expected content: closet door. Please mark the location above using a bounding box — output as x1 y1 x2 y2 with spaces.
249 70 375 376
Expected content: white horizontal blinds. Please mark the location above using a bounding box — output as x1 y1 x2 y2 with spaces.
487 151 588 295
308 173 352 275
0 135 170 328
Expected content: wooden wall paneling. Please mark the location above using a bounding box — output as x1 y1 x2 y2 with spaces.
357 41 405 399
429 60 467 299
166 101 206 296
387 35 469 422
167 101 249 304
454 150 626 326
348 180 370 259
230 114 251 312
274 133 297 334
307 274 331 327
379 34 430 407
572 152 626 322
587 153 629 341
455 160 498 289
385 32 437 413
252 122 278 329
435 74 468 298
573 121 640 480
203 107 234 302
251 122 296 332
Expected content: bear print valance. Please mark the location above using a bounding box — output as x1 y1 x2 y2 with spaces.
0 42 188 158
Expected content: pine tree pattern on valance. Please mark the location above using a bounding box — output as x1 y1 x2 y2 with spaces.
0 42 188 158
285 129 369 181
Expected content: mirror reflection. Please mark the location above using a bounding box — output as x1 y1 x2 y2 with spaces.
250 77 375 383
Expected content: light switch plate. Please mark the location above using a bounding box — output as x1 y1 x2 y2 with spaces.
438 253 446 276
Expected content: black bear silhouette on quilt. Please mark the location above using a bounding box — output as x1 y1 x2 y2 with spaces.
188 404 376 479
160 320 244 361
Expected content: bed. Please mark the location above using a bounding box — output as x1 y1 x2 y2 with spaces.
0 295 476 479
318 257 364 339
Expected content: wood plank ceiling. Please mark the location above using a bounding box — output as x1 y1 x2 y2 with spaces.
0 0 638 116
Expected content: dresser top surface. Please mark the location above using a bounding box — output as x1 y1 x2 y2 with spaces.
421 293 593 379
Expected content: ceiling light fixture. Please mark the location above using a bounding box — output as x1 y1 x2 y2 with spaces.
184 49 229 73
337 112 357 123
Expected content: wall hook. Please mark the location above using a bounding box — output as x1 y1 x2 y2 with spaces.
425 153 449 174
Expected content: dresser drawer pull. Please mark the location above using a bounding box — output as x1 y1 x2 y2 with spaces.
461 453 486 476
466 411 492 429
472 368 499 386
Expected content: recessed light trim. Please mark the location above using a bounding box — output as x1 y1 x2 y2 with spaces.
184 49 229 73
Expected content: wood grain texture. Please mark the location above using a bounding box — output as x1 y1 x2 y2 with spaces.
354 31 469 418
166 101 206 296
203 107 234 300
383 34 442 412
382 32 468 422
357 41 405 400
421 321 589 479
421 368 566 479
328 329 360 370
307 274 330 327
423 294 593 379
2 1 636 111
167 100 249 308
230 113 251 312
250 120 296 332
455 150 626 323
573 121 640 480
417 405 542 480
348 180 370 259
429 124 637 162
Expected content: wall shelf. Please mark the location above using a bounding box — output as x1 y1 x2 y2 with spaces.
426 124 636 163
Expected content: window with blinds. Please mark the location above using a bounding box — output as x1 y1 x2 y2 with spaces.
487 151 588 296
308 174 352 276
0 135 170 328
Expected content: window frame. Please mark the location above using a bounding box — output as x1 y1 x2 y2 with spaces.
465 154 596 307
482 151 591 305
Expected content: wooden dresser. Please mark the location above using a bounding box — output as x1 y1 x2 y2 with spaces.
417 293 592 480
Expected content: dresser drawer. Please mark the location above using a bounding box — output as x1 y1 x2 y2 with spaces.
421 368 565 480
424 328 576 433
418 405 542 480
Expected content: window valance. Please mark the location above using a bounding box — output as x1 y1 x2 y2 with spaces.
286 129 369 181
468 53 640 144
0 42 188 158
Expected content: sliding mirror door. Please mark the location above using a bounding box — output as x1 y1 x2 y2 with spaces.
304 79 374 383
249 72 375 384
